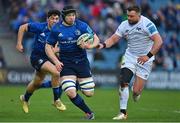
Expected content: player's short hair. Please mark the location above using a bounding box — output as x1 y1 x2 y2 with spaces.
47 9 61 18
61 5 76 21
127 5 141 14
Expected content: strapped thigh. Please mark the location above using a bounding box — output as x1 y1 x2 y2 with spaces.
120 67 134 84
61 79 76 92
79 77 95 92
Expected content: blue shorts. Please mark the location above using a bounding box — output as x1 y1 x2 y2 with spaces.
61 59 92 78
30 55 49 71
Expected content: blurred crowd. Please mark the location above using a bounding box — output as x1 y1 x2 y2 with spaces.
1 0 180 71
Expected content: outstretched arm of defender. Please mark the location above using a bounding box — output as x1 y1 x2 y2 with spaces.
45 43 63 72
16 23 28 52
98 33 121 49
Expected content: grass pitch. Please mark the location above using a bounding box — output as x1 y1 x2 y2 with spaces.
0 85 180 122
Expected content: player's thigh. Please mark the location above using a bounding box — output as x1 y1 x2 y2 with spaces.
40 61 59 76
134 61 153 93
61 75 77 98
133 75 146 94
136 61 153 80
78 77 95 97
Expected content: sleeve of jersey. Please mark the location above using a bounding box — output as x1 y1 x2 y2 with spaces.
28 22 41 33
46 30 57 47
81 22 94 35
115 23 124 37
145 21 158 37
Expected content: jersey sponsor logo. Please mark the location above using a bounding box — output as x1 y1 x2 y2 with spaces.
58 33 63 37
68 37 73 40
60 40 76 44
75 30 81 36
148 25 157 34
146 22 152 27
40 33 46 37
38 59 43 64
38 39 45 43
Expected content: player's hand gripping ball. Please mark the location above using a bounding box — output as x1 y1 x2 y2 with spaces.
77 33 94 49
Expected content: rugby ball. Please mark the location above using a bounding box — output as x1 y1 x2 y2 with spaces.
77 33 94 46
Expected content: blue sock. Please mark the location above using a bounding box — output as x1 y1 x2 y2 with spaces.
76 82 79 91
70 94 92 114
53 87 60 101
59 86 63 98
39 80 52 88
24 91 33 102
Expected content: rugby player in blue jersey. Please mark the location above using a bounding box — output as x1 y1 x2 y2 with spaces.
45 6 100 119
16 10 66 113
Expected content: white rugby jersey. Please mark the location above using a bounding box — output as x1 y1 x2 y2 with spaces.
115 15 158 56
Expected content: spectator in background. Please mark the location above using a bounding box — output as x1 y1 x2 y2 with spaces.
2 0 180 71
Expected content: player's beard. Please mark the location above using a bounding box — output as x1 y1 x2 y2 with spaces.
128 20 138 25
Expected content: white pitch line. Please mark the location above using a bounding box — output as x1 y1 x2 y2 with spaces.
138 107 180 114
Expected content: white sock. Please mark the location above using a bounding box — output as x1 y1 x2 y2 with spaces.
119 86 129 110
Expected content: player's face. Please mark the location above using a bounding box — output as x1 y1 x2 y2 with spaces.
64 13 76 25
127 10 140 25
48 15 60 28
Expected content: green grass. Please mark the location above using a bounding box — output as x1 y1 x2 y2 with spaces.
0 85 180 122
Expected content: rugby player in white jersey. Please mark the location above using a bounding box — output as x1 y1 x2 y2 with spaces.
98 5 163 120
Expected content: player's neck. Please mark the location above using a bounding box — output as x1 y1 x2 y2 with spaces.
47 24 52 30
62 21 74 26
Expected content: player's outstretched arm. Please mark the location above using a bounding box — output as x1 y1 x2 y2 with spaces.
16 23 28 52
98 33 121 49
45 43 63 72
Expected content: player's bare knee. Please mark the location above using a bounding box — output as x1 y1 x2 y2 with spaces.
133 88 142 95
82 91 94 97
66 89 77 98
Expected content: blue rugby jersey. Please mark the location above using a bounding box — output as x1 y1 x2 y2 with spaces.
47 19 94 63
28 22 50 57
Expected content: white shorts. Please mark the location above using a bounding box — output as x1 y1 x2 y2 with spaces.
121 51 154 80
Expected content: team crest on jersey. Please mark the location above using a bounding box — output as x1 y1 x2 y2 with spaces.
40 33 46 37
58 33 63 37
136 27 141 31
75 30 81 36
